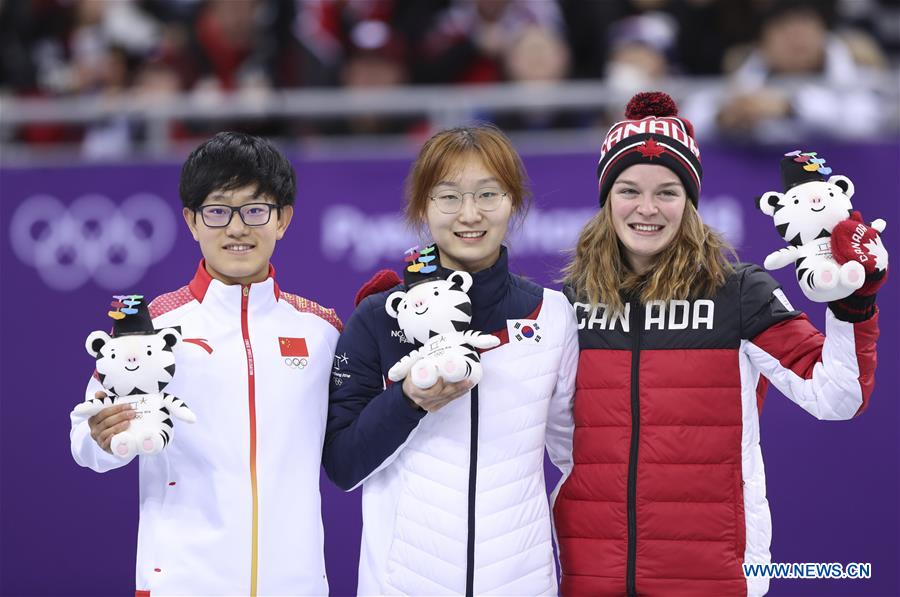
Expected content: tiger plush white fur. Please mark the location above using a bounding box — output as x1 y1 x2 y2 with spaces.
75 328 196 458
386 270 500 389
759 174 886 302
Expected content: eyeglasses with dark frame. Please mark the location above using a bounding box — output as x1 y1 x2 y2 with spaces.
196 203 281 228
428 187 509 214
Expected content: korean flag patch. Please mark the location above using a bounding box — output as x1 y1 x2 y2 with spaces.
508 319 542 343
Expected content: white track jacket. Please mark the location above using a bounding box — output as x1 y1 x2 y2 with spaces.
70 262 341 596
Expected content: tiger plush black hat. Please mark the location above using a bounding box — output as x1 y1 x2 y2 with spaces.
109 295 154 337
779 150 831 190
402 244 453 288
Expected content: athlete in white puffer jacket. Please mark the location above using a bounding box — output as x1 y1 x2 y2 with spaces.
323 127 578 596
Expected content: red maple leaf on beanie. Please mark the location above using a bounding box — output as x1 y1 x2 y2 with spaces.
637 137 665 159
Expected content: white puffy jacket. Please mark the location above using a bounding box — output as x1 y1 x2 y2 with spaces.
324 249 578 596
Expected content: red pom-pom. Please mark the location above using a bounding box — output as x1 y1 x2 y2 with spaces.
625 92 678 120
355 269 402 307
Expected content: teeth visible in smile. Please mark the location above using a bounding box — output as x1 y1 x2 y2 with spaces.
455 231 485 238
225 245 253 252
631 224 662 232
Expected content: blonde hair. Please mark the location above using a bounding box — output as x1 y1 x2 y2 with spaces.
404 124 531 229
562 201 735 314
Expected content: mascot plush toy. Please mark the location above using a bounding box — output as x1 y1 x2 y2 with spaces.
758 150 888 302
386 245 500 389
75 294 196 458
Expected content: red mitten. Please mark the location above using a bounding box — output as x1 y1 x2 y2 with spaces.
355 269 402 307
831 211 888 296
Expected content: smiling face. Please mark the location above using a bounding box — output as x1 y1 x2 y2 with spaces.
609 163 687 274
385 271 474 344
183 184 293 286
88 329 179 396
425 156 513 273
759 177 854 245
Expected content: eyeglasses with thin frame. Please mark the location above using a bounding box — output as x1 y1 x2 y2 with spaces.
196 203 280 228
429 187 509 214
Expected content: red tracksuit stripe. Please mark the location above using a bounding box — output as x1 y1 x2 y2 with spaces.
241 286 260 596
755 377 769 414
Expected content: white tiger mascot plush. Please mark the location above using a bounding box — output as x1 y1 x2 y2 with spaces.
75 296 195 458
758 151 886 302
386 269 500 389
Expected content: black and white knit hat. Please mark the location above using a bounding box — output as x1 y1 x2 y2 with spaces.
597 91 702 206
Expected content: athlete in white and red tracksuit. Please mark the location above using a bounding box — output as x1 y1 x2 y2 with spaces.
71 264 341 596
553 92 885 596
70 133 341 596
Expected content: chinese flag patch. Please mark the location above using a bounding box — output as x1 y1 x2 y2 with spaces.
279 337 309 357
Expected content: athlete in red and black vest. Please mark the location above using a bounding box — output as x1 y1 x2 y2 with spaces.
552 93 885 596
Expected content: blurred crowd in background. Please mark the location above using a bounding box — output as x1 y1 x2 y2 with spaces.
1 0 898 154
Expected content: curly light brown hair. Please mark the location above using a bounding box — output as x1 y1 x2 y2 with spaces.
563 200 736 314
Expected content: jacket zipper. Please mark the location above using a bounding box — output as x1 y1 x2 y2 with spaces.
241 285 260 597
626 300 643 597
465 385 479 597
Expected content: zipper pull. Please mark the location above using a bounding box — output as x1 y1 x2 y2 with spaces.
242 286 249 297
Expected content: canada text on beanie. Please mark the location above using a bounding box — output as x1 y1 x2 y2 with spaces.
596 91 702 206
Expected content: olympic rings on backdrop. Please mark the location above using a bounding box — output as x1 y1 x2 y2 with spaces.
9 193 177 291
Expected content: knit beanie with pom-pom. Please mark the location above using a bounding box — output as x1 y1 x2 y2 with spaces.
596 91 703 206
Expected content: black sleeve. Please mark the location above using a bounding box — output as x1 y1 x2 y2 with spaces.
739 264 801 340
828 293 878 323
322 296 426 491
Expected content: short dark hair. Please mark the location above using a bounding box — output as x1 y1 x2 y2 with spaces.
179 132 297 210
